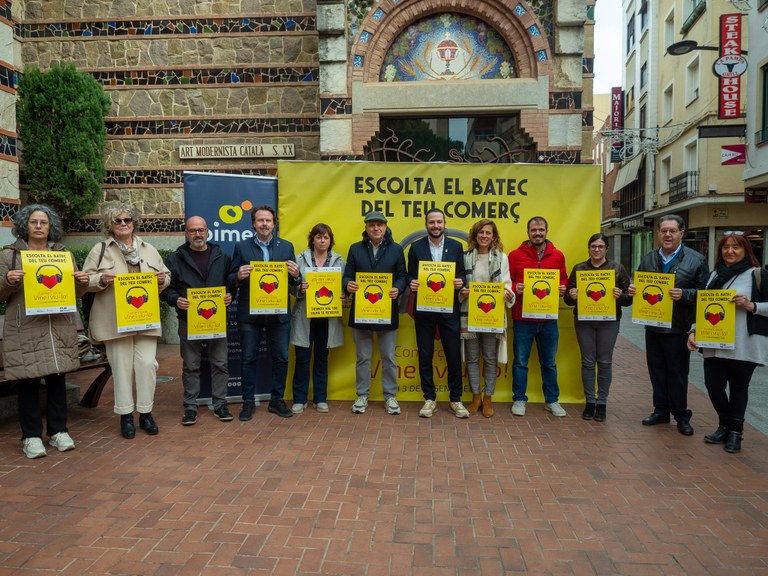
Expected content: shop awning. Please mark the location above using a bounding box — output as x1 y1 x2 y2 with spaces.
614 153 645 191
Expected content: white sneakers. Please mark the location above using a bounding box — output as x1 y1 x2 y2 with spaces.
314 402 330 413
22 437 47 459
291 403 306 414
419 399 437 418
50 432 76 451
449 402 470 418
351 395 369 413
385 397 401 415
545 402 567 417
511 401 527 416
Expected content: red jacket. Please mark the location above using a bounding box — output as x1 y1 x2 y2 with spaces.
508 240 567 321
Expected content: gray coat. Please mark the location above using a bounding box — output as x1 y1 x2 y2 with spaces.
289 249 345 348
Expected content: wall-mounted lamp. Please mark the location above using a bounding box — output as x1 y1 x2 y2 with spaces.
667 40 747 57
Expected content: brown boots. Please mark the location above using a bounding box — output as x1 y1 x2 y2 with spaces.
467 394 482 415
482 396 494 418
467 394 494 417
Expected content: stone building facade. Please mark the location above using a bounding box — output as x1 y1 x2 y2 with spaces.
0 0 593 241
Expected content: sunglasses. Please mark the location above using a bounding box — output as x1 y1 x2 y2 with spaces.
723 230 745 236
114 218 133 225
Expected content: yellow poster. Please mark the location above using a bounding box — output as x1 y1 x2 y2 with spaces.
306 267 342 318
20 251 77 315
521 268 559 319
467 282 505 333
249 261 288 314
187 286 227 340
696 290 736 349
354 272 392 325
576 270 616 321
114 272 161 333
416 261 455 313
278 161 601 402
632 271 675 328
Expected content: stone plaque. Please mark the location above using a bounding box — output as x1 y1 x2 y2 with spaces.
178 143 295 159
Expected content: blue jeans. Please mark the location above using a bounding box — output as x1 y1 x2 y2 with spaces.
291 318 329 405
512 320 560 403
240 320 290 403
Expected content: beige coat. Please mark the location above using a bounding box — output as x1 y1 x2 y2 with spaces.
83 235 171 343
0 239 82 380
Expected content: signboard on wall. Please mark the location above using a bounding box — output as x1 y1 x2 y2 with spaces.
610 87 624 163
717 14 744 120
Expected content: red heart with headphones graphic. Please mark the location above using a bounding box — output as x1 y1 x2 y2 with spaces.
41 275 59 289
200 308 215 320
534 288 548 300
365 292 381 303
479 302 494 313
587 290 603 302
645 294 660 306
261 282 277 294
130 296 145 309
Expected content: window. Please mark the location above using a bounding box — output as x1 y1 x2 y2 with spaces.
681 0 706 35
761 64 768 144
685 55 700 105
664 9 675 49
684 138 698 173
640 0 649 30
626 14 635 55
625 87 635 115
640 62 648 90
663 83 674 124
660 155 672 193
639 104 647 130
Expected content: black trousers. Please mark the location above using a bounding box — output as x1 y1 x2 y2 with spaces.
645 331 692 421
17 373 68 440
703 357 755 432
414 312 463 402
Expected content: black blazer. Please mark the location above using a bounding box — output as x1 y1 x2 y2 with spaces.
407 236 466 315
229 235 297 324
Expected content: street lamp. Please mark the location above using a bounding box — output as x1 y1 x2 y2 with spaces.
667 40 747 56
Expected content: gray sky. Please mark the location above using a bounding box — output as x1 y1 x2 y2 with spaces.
593 0 623 94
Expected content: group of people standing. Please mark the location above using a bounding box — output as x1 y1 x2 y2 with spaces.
2 202 764 459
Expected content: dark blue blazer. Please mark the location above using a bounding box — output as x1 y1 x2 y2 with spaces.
229 235 297 324
407 236 466 315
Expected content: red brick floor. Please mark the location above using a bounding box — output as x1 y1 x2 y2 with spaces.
0 336 767 575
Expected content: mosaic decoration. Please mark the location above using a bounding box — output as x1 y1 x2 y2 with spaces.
106 117 319 137
321 98 352 115
65 217 184 234
583 57 594 75
0 200 19 224
539 150 580 164
347 0 377 46
91 66 317 87
16 15 314 38
0 133 16 158
379 14 516 82
525 0 555 53
550 91 582 110
104 168 274 187
0 63 14 91
583 110 593 128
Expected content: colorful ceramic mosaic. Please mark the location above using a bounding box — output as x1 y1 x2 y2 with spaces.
379 13 516 82
0 64 14 91
0 200 19 224
550 91 582 110
539 150 580 164
106 117 319 137
321 98 352 115
104 168 273 187
65 217 184 234
0 134 16 158
525 0 555 52
91 67 318 87
347 0 377 46
16 15 315 38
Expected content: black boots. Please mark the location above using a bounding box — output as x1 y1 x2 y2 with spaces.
725 418 744 453
120 414 135 439
582 402 596 420
139 413 159 435
704 425 728 444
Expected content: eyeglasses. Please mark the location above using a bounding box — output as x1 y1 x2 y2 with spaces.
114 218 133 225
723 230 745 236
29 219 49 227
589 245 606 251
187 228 208 235
659 228 681 235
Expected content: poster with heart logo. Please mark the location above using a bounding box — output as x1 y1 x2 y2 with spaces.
305 267 342 318
249 261 288 314
21 250 77 315
114 273 161 333
521 268 560 319
354 272 392 325
632 271 674 328
416 261 455 313
576 270 616 321
186 286 227 340
695 290 736 349
467 282 505 333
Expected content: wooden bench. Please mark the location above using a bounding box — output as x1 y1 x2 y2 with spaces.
0 317 113 408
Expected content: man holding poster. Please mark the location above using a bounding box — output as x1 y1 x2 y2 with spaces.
508 216 568 417
343 212 407 415
230 205 301 420
407 208 468 418
629 215 708 435
164 216 233 426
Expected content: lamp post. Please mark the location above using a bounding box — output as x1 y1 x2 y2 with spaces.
666 40 747 57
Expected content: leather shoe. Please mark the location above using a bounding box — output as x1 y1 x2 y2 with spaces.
120 414 135 439
594 404 607 422
725 431 742 453
139 412 159 435
704 426 727 444
268 399 293 418
582 402 596 420
676 420 694 436
642 412 670 426
239 402 256 421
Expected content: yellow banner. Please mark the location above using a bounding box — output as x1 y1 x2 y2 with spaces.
354 272 393 325
249 261 288 314
114 273 161 333
416 261 455 312
187 286 227 340
467 282 505 333
278 161 600 402
576 270 616 321
632 271 674 328
521 268 559 319
306 267 343 318
696 290 736 349
20 251 76 315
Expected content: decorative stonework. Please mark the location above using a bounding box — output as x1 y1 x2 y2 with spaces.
104 167 276 187
0 63 14 90
321 97 352 115
65 216 184 234
0 198 19 223
105 116 319 137
91 66 318 87
550 91 582 110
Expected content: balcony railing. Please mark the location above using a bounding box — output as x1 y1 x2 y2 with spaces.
669 170 699 204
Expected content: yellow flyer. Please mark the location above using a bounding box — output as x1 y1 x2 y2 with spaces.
576 270 616 321
696 290 736 349
20 251 77 315
354 272 392 325
306 267 342 318
114 273 161 333
521 268 559 319
467 282 505 333
416 261 455 313
632 271 674 328
187 286 227 340
249 261 288 315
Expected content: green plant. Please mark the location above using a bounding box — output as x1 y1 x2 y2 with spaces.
17 64 111 222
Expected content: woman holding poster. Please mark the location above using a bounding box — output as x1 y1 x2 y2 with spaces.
0 204 89 458
459 219 515 418
564 233 632 422
83 203 170 440
687 233 768 453
289 223 345 414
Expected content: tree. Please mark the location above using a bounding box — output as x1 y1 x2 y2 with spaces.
17 64 111 222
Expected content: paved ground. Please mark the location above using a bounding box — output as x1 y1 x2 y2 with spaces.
0 332 766 575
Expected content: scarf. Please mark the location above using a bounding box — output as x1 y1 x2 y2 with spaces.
708 257 752 289
115 238 140 266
